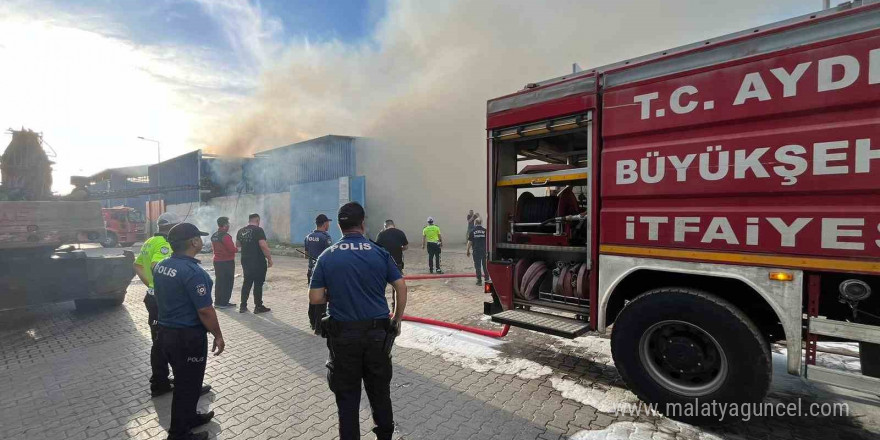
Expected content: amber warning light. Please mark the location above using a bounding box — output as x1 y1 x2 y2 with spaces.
769 272 793 282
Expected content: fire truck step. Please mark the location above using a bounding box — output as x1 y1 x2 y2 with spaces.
491 310 589 339
806 365 880 395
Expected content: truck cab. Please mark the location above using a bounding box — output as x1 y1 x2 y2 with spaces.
101 206 146 248
484 1 880 414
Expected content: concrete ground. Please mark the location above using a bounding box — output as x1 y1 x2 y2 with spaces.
1 244 879 439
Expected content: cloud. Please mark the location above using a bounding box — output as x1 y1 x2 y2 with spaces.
197 0 817 235
0 1 255 193
192 0 284 70
0 0 818 208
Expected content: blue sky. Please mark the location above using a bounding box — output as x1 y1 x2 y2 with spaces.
47 0 384 46
39 0 385 71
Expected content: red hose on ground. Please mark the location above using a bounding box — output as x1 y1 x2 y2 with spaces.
398 272 508 337
404 273 473 280
402 315 510 338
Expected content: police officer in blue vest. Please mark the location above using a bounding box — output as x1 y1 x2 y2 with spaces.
305 214 333 332
309 202 408 440
154 223 226 440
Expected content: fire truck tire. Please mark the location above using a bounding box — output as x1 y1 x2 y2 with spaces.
860 342 880 378
101 231 118 248
611 287 771 419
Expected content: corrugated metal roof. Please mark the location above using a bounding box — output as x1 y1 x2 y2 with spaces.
148 151 201 205
87 165 150 182
253 135 358 192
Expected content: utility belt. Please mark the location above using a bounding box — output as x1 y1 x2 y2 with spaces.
157 324 207 335
320 317 399 357
322 317 390 334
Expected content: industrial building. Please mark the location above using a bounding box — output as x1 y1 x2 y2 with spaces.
88 133 481 246
90 135 369 244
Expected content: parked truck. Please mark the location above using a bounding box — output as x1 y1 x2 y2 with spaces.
483 1 880 415
0 129 134 311
101 206 146 248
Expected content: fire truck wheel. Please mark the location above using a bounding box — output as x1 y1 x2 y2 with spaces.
101 231 118 248
611 287 771 418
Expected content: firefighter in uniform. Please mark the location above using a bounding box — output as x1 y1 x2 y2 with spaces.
309 202 408 440
304 213 333 332
466 217 489 286
154 223 226 440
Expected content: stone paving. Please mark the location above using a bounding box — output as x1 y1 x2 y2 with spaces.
1 247 879 439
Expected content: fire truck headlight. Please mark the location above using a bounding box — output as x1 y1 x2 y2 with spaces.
840 279 872 302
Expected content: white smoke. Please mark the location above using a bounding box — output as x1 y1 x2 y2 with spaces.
197 0 817 238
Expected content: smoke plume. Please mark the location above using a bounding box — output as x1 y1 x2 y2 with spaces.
200 0 813 239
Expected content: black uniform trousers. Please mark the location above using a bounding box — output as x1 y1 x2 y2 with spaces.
326 321 394 440
144 294 171 390
426 242 441 272
158 326 208 439
473 252 487 282
241 259 267 308
307 268 327 332
213 260 235 305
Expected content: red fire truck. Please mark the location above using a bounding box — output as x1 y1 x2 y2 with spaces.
483 1 880 412
101 206 146 248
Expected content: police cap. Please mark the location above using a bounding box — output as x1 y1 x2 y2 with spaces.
338 202 365 229
168 222 209 244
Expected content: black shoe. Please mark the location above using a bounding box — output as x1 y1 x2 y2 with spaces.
429 269 434 274
436 269 444 274
191 410 215 428
253 305 271 314
239 306 248 313
200 384 212 396
214 303 230 309
167 432 208 440
476 280 482 286
151 384 173 397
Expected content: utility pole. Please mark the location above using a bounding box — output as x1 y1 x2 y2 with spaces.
137 136 162 234
137 136 161 189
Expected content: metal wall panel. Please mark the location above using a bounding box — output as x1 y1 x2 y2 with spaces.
148 150 200 205
256 135 356 193
289 176 367 244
